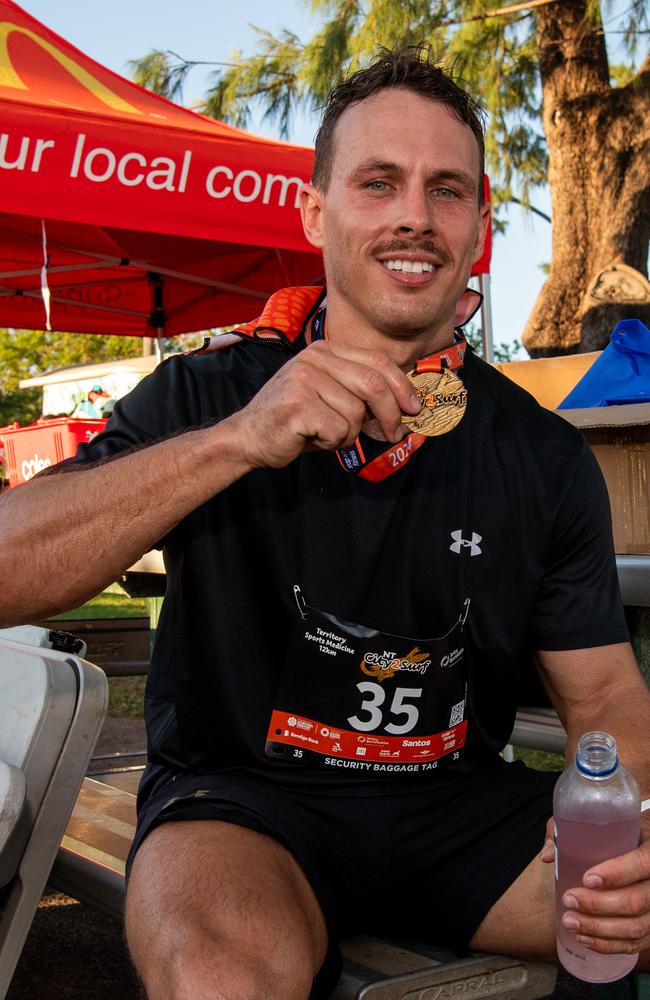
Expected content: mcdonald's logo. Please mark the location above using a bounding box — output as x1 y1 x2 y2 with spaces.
0 21 142 114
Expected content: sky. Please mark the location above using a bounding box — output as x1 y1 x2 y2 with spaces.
20 0 556 358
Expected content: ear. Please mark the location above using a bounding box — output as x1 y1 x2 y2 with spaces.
300 183 325 250
471 201 491 265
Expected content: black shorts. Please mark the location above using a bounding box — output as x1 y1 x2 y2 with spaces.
128 758 558 999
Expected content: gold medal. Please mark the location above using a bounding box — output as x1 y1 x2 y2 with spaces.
402 368 467 437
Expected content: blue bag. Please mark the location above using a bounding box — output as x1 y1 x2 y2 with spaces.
557 319 650 409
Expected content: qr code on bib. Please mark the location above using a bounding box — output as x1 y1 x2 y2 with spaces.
449 700 465 727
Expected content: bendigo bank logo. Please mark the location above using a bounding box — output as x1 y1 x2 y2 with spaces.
0 22 141 114
361 647 431 682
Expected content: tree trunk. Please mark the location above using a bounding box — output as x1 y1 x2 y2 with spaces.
522 1 650 357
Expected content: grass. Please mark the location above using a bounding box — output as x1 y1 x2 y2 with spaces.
108 676 147 718
515 747 564 772
52 592 148 620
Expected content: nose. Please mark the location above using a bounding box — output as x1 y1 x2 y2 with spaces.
393 183 434 238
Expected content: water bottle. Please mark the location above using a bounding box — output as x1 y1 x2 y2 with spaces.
554 731 640 982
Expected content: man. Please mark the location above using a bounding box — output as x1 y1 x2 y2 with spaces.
2 47 650 1000
87 384 115 417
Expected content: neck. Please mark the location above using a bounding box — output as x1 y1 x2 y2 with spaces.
323 296 457 372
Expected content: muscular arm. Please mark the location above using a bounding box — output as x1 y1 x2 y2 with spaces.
0 417 254 625
0 340 420 627
537 643 650 781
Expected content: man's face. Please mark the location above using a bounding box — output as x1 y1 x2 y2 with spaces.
301 88 489 343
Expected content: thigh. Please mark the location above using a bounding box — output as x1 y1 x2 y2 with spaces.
469 847 556 961
387 759 559 952
126 819 329 1000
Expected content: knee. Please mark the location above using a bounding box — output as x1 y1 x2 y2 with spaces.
135 934 316 1000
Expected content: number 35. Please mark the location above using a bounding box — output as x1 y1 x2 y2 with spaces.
347 682 422 735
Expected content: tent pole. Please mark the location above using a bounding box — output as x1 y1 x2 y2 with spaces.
148 272 166 363
155 330 165 364
478 273 494 363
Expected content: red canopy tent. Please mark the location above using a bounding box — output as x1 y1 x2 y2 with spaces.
0 0 491 341
0 0 327 338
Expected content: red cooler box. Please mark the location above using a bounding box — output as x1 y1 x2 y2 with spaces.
0 418 106 487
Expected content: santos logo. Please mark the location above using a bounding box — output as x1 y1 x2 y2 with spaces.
21 454 51 480
449 530 482 556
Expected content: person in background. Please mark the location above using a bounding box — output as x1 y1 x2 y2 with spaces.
71 384 115 419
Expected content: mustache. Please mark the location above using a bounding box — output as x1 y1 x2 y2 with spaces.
371 240 454 267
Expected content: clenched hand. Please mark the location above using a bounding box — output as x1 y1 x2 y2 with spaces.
229 340 423 470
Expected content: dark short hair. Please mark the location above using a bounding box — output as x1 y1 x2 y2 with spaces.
312 45 486 203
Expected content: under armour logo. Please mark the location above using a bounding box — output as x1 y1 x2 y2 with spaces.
450 530 482 556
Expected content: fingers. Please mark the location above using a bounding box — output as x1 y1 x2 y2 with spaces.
552 821 650 954
559 868 650 954
545 822 650 958
304 341 421 443
233 340 424 470
235 377 357 468
562 882 650 920
306 364 404 447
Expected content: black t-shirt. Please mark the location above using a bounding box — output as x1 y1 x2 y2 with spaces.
69 338 628 792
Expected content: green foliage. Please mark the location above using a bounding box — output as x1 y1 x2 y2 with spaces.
129 0 647 218
0 329 142 427
127 49 193 101
610 63 636 87
464 322 523 362
204 30 306 136
0 387 40 429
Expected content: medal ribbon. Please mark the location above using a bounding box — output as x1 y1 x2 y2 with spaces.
310 309 467 482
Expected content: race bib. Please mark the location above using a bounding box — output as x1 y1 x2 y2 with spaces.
265 587 469 775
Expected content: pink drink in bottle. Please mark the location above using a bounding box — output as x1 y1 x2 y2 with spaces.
554 731 640 982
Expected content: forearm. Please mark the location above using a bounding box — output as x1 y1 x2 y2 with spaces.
550 648 650 794
538 643 650 793
0 415 254 625
566 682 650 796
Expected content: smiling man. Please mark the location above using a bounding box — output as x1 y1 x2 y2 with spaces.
2 46 650 1000
304 86 488 355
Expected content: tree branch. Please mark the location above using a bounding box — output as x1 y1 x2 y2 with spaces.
509 197 552 222
442 0 559 26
